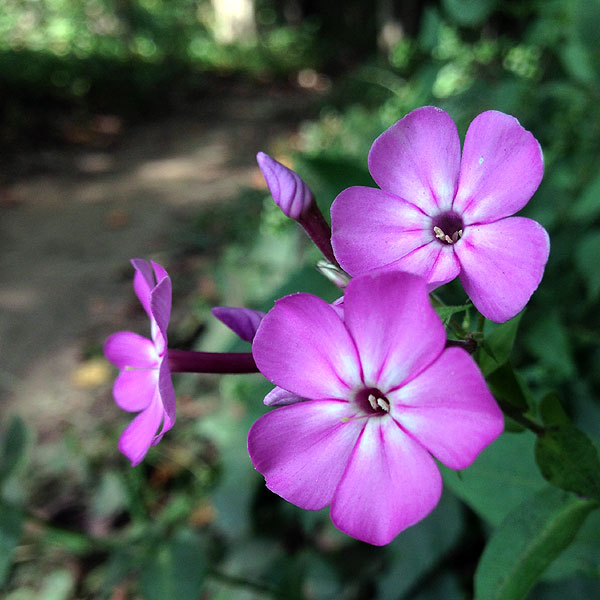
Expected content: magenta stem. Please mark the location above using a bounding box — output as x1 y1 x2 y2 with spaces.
298 201 339 266
168 349 258 374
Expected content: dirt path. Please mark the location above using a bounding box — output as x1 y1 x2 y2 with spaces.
0 85 317 431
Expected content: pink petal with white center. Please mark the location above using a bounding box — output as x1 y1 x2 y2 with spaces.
253 294 362 400
104 331 158 369
150 276 172 353
344 272 445 392
331 186 432 276
118 394 165 466
368 107 461 215
264 386 306 406
211 306 266 342
390 347 504 470
379 240 461 290
455 217 550 322
248 400 363 510
453 111 544 224
112 368 158 412
330 417 442 546
131 258 155 319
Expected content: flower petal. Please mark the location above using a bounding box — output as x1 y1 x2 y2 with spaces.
331 186 432 276
150 275 171 353
368 106 461 215
113 368 158 412
118 394 165 466
344 272 446 392
248 400 363 510
104 331 158 369
330 417 442 545
211 306 266 342
264 386 306 406
390 347 504 470
131 258 155 319
376 241 461 291
455 217 550 322
453 110 544 223
253 293 362 399
157 356 175 425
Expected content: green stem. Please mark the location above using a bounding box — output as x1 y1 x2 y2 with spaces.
498 401 545 435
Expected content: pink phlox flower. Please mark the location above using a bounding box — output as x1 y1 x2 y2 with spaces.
248 271 504 545
331 106 550 322
104 259 175 466
211 306 265 343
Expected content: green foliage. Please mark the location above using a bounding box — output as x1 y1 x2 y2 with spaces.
0 416 27 486
474 487 597 600
0 503 23 588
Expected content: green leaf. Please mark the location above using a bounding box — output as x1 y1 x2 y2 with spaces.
434 303 471 326
539 394 570 427
474 487 597 600
442 431 547 526
535 425 600 501
575 230 600 301
0 501 24 587
572 174 600 222
139 529 208 600
441 0 496 27
0 416 28 486
486 363 532 412
478 313 523 376
378 491 463 599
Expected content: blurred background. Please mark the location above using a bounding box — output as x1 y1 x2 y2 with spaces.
1 0 599 598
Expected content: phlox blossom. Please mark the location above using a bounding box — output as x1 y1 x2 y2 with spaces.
104 259 175 466
331 106 550 322
248 271 503 545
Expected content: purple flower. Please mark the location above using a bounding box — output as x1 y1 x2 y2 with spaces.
211 306 265 342
331 107 550 322
248 271 503 545
104 259 175 466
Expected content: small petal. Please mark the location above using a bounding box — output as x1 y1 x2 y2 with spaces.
368 106 461 215
150 276 172 350
455 217 550 322
330 417 442 545
157 356 175 425
248 400 363 510
453 111 544 223
257 152 313 220
331 186 432 276
378 241 461 290
211 306 266 342
390 347 504 470
131 258 155 319
113 368 158 412
253 294 362 400
343 272 445 392
264 386 306 406
118 395 165 467
104 331 158 369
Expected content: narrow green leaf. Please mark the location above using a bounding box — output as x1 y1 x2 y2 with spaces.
434 303 471 326
487 362 532 412
0 501 24 587
0 416 28 485
474 487 597 600
478 313 524 376
539 394 570 427
535 425 600 501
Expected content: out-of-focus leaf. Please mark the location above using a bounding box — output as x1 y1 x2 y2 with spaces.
139 529 208 600
378 491 463 599
478 313 523 376
543 509 600 580
560 42 597 86
441 0 496 27
539 394 570 427
38 569 75 600
575 230 600 301
0 416 27 485
535 425 600 501
474 487 597 600
0 501 23 587
572 174 600 222
442 431 546 526
487 363 532 412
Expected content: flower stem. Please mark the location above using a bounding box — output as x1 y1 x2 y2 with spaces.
298 201 338 266
168 350 258 374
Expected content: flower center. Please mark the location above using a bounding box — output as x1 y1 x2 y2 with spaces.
432 211 464 245
355 388 390 416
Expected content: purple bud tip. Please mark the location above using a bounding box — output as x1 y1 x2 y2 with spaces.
256 152 313 220
211 306 266 343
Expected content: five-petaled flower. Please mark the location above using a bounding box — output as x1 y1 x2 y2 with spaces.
331 106 550 322
248 271 504 545
104 259 175 466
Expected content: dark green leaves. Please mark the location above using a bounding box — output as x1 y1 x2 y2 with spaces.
0 416 27 486
0 502 23 588
535 425 600 501
474 487 597 600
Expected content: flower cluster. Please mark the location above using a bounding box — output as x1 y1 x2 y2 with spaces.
105 106 549 544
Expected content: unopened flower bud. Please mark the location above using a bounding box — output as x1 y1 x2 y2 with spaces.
211 306 265 342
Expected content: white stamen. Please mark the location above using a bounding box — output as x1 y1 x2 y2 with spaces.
458 229 463 238
451 231 459 243
444 234 453 244
377 397 390 412
433 226 445 240
368 394 378 410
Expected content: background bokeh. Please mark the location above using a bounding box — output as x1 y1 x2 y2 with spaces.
1 1 599 598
